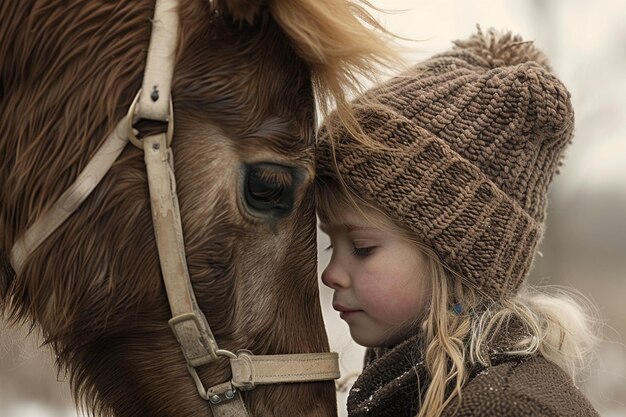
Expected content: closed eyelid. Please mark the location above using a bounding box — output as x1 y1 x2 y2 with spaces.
352 238 376 246
349 230 383 242
352 245 376 257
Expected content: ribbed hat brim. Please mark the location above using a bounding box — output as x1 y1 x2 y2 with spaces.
317 108 542 297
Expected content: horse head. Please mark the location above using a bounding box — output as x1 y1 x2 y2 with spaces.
0 1 395 415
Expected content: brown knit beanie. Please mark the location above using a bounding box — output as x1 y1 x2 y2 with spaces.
316 28 575 298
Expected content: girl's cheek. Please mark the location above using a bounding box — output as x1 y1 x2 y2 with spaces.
357 279 404 318
374 281 425 322
354 278 384 310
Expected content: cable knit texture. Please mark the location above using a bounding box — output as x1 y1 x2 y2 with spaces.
317 28 575 297
348 335 599 417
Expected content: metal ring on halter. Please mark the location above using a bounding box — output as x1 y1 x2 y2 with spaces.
216 349 238 360
186 349 242 400
126 89 174 149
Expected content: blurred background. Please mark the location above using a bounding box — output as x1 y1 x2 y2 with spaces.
1 0 625 416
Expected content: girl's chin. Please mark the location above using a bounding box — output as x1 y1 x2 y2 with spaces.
349 322 415 348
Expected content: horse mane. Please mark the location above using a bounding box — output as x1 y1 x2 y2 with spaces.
270 0 401 132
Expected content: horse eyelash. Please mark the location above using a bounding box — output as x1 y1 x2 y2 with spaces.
255 168 292 186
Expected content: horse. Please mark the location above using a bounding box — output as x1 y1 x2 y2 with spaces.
0 1 395 416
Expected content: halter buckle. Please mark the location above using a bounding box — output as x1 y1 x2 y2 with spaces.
186 350 254 403
169 312 219 367
126 89 174 149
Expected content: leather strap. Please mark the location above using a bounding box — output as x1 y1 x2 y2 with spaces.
143 133 219 366
137 0 179 121
230 352 340 389
138 0 221 368
201 352 341 417
9 0 179 275
10 117 129 274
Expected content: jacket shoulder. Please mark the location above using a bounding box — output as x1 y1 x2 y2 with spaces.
442 355 599 417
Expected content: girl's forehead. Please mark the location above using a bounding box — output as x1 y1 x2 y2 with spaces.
319 205 391 233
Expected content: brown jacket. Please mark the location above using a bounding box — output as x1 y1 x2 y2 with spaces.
348 336 599 417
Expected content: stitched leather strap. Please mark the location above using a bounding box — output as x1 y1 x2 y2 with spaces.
138 0 221 369
137 0 179 121
10 117 129 274
230 352 341 389
143 133 219 366
199 352 341 417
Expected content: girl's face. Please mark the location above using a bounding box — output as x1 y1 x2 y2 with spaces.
320 206 430 347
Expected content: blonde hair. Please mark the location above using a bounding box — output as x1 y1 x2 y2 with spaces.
270 0 405 146
316 177 599 417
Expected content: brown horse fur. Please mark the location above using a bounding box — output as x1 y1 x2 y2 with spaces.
0 1 397 416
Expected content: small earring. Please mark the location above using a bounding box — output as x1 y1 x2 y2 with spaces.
451 303 463 315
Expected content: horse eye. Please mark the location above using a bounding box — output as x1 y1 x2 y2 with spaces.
244 164 295 218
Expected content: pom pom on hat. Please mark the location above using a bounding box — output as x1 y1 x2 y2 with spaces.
450 25 552 71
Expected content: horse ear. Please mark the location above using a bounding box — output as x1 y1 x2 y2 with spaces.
216 0 265 25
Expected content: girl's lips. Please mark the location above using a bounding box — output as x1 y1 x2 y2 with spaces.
339 310 361 320
333 303 360 313
334 304 362 319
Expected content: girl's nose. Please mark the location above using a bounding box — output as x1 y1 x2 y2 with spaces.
321 259 349 289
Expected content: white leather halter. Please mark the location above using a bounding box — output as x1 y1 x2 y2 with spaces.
9 1 340 416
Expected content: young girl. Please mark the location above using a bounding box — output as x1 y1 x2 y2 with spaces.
316 29 600 417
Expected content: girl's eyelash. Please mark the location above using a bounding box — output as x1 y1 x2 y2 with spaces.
323 244 375 257
352 246 375 257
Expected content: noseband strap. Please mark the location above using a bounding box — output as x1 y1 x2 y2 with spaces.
10 0 340 415
230 352 341 389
